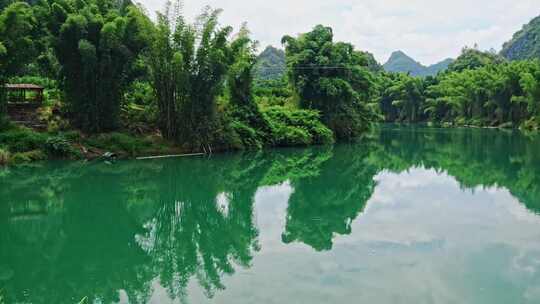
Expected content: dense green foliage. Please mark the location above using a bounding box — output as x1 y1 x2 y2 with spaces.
282 25 377 139
0 2 38 119
148 4 232 147
49 0 152 132
383 50 453 77
447 47 505 73
377 47 540 130
1 0 355 162
501 16 540 60
262 106 334 146
2 0 540 163
223 25 272 149
360 50 383 73
0 122 187 164
377 72 427 122
146 6 337 151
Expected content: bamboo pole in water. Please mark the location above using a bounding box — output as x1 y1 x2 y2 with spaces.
136 153 205 160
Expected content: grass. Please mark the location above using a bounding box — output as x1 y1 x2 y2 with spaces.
0 125 78 164
0 124 176 164
83 132 175 157
0 126 48 153
10 150 47 164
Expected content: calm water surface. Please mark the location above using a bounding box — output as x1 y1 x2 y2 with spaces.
1 126 540 304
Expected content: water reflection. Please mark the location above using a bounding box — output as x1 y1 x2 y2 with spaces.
375 126 540 214
282 145 378 251
0 126 539 303
137 155 267 300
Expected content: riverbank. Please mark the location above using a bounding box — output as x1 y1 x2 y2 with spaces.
2 121 537 167
0 117 334 166
0 124 192 166
387 121 540 134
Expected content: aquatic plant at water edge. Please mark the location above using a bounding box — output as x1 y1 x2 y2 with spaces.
44 136 73 157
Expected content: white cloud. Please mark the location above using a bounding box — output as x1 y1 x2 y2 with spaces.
137 0 540 65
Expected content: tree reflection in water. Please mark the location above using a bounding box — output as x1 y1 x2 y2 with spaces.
0 126 539 302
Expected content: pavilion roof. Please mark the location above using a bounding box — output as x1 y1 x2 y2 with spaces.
5 84 44 90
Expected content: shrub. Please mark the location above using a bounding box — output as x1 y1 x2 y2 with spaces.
10 150 46 164
0 127 48 152
209 115 244 151
229 120 264 149
0 115 11 131
520 117 539 131
274 124 312 146
45 136 73 157
85 132 152 156
121 81 158 132
455 117 467 126
60 130 82 142
37 104 71 133
221 103 270 150
263 106 334 146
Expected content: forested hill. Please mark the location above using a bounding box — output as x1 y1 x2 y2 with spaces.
501 15 540 60
254 46 286 80
383 50 453 77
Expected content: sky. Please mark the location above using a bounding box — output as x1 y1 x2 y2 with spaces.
137 0 540 65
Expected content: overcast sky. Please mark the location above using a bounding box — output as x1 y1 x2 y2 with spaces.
137 0 540 65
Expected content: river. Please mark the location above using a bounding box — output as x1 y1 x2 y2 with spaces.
1 126 539 303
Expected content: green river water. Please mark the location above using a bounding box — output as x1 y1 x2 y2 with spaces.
0 126 540 303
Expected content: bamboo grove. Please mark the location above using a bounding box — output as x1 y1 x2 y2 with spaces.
378 48 540 130
1 0 540 159
0 0 372 151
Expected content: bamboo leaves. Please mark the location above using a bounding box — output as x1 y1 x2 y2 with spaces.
54 0 151 132
149 1 234 148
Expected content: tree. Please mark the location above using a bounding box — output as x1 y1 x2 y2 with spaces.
227 24 258 110
282 25 377 139
282 145 376 251
517 66 540 121
52 0 153 132
225 23 271 148
448 47 505 73
380 59 540 128
149 1 232 148
380 73 425 122
0 2 38 122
